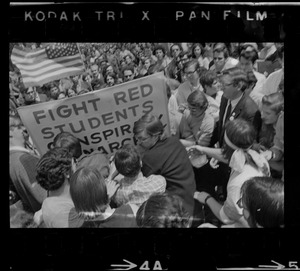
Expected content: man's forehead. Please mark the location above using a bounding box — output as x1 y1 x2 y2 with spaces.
220 74 231 82
239 56 251 63
214 51 224 57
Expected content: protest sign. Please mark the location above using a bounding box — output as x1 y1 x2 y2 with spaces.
17 72 170 156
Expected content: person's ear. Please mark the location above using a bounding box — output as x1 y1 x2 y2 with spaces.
71 158 77 173
237 81 243 91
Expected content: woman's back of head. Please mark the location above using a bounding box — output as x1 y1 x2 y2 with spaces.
241 176 284 228
36 147 73 191
136 192 191 228
133 114 165 138
53 131 82 159
70 167 108 218
225 118 256 150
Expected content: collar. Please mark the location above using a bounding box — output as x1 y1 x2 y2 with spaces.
122 172 143 186
230 92 244 111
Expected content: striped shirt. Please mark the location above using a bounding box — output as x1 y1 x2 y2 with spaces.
112 172 166 207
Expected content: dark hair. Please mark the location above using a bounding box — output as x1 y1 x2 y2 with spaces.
200 70 217 91
53 131 82 159
170 43 183 55
187 90 208 110
47 82 59 91
241 176 284 228
36 147 73 191
91 78 102 90
136 192 191 228
213 43 229 59
19 85 36 95
82 72 91 81
183 59 200 73
153 45 166 56
104 72 117 84
121 65 134 74
246 70 258 89
70 167 108 217
191 43 204 58
222 119 256 161
114 144 141 178
239 49 259 64
133 114 165 139
261 92 284 114
221 67 248 92
66 86 77 96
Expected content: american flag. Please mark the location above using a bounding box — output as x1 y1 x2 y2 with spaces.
11 43 85 88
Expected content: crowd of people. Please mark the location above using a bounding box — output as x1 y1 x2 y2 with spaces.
9 42 284 228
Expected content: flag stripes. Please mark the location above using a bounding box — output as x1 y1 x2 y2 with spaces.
11 43 85 88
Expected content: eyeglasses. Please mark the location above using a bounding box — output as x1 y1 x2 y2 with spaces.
187 104 198 111
135 135 152 143
184 70 197 76
221 82 234 88
172 48 180 52
124 74 133 78
214 57 224 61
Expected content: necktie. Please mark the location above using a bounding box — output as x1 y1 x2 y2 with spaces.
223 101 232 126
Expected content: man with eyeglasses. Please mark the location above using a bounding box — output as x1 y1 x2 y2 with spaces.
18 86 40 106
122 66 135 82
152 44 172 74
175 59 206 113
9 115 47 215
192 67 262 203
90 64 105 88
165 43 183 81
209 43 238 74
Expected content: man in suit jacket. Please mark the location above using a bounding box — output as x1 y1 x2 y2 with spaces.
212 67 262 148
193 67 262 202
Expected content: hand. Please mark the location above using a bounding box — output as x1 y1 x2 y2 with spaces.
108 161 119 180
106 179 120 199
186 145 205 156
209 157 219 169
194 191 210 204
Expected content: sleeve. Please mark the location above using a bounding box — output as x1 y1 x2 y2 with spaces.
178 115 194 140
220 184 243 224
175 88 187 108
20 154 47 204
196 114 215 147
141 156 157 177
112 185 128 207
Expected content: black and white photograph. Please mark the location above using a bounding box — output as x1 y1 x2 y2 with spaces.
8 2 300 270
